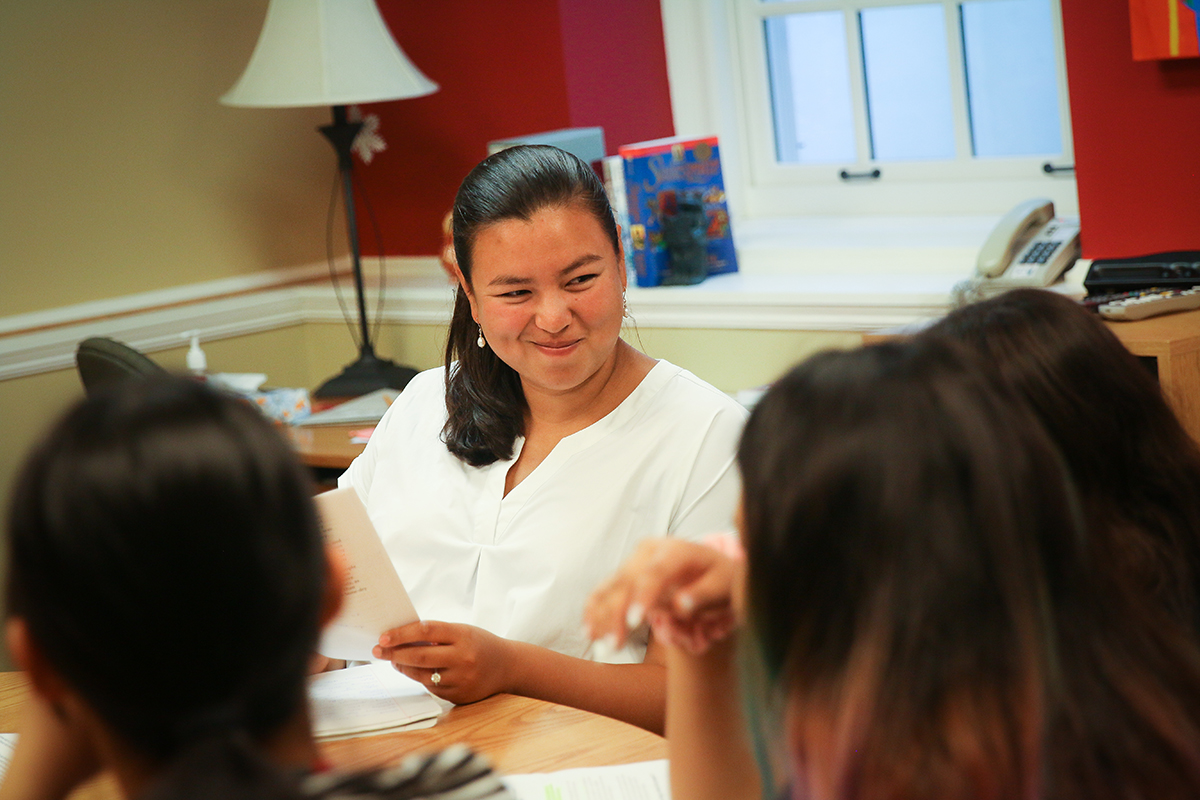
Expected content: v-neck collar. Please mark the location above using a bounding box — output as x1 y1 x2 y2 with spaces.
472 360 678 543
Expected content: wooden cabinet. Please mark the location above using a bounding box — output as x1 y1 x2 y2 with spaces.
1105 307 1200 444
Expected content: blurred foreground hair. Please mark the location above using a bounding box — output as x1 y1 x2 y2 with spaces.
928 288 1200 634
738 338 1200 800
7 376 327 799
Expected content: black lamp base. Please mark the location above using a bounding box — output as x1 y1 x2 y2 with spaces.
312 352 418 399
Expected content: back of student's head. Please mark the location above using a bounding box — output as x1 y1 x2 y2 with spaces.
926 288 1200 632
737 338 1200 800
6 376 326 798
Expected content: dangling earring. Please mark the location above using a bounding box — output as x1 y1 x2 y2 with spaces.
477 324 486 349
622 290 629 318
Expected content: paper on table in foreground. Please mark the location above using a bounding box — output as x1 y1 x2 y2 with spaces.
0 734 17 782
315 487 419 662
503 759 670 800
295 388 398 426
309 662 443 740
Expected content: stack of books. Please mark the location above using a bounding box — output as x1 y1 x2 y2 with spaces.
602 135 738 288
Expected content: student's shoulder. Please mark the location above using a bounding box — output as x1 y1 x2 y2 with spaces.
651 361 749 421
366 366 447 444
401 365 448 401
378 366 446 418
301 745 512 800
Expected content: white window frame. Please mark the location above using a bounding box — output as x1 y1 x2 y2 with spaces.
660 0 1079 220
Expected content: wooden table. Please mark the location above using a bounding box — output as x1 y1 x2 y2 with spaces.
322 692 666 775
0 673 665 798
287 424 367 471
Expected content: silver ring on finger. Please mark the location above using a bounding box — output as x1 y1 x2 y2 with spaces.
430 671 441 685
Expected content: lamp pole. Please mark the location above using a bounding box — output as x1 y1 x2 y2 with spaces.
312 105 417 399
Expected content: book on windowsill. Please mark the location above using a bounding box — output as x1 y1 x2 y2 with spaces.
617 135 738 287
601 155 637 287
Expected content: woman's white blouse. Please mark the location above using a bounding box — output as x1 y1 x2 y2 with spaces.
338 360 747 662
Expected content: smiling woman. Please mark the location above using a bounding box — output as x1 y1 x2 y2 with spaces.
336 146 748 734
468 204 633 420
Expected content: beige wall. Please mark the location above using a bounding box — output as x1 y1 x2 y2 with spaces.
0 0 333 318
632 327 861 392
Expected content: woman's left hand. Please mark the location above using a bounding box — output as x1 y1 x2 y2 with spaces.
373 620 514 705
585 537 743 656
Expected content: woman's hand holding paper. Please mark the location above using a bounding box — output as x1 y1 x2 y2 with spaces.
373 620 513 705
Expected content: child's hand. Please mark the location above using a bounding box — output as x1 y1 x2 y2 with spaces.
585 536 744 655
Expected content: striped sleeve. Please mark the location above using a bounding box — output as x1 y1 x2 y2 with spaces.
301 745 513 800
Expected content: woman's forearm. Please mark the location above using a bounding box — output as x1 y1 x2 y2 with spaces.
501 639 666 734
666 637 760 800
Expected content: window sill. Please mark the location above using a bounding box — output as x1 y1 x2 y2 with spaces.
0 215 1091 381
625 215 1089 331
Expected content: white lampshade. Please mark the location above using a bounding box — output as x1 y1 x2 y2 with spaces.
221 0 438 108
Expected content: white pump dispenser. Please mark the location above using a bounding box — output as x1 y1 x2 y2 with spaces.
185 332 207 375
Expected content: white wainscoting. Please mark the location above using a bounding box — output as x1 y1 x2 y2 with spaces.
0 254 966 382
0 259 456 381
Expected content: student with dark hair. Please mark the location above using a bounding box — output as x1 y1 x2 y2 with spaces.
586 339 1200 800
339 145 746 733
926 287 1200 634
1 377 509 800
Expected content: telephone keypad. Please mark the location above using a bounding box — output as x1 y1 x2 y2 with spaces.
1020 240 1062 264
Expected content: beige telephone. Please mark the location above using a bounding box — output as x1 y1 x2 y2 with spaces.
951 198 1081 306
976 198 1081 288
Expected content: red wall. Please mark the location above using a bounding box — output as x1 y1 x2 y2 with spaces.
556 0 675 155
1061 0 1200 258
355 1 674 256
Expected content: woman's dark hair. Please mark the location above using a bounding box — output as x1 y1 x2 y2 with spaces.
926 288 1200 634
443 145 620 466
738 338 1200 800
7 376 327 799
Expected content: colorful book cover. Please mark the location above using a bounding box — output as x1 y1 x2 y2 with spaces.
600 155 637 287
618 136 738 287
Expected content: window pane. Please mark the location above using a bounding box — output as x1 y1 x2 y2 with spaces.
961 0 1063 157
764 13 857 164
859 4 956 161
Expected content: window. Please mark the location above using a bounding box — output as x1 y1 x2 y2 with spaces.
660 0 1078 218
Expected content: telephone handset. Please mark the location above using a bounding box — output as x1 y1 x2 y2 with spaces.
975 198 1081 287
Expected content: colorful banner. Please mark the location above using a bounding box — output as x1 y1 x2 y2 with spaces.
1131 0 1200 60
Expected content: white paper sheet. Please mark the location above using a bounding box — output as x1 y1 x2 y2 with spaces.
503 759 671 800
315 487 420 662
0 734 17 782
309 662 442 739
295 389 398 426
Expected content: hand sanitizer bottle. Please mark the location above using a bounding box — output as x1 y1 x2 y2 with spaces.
185 332 207 378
